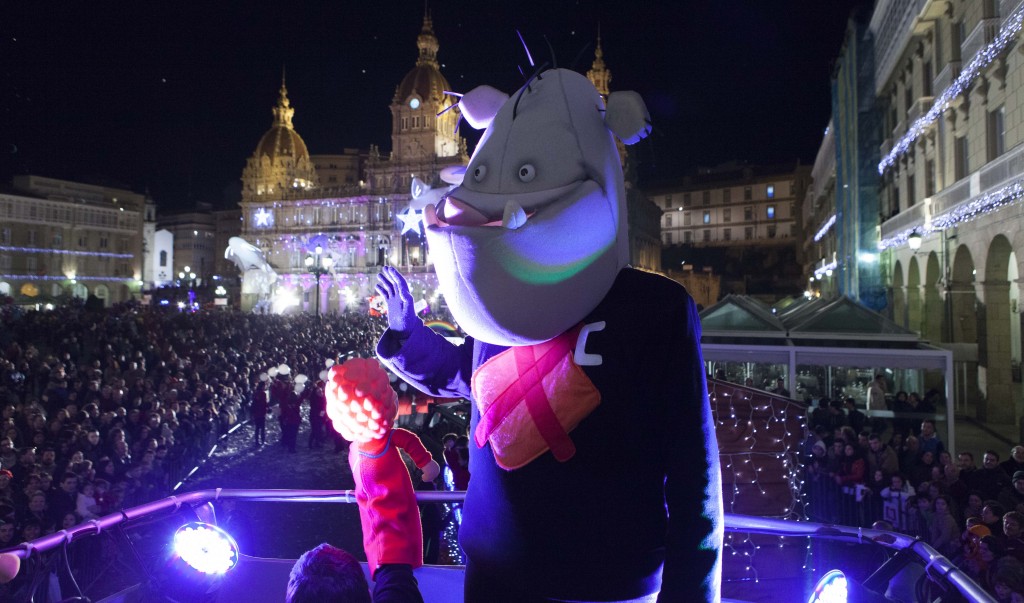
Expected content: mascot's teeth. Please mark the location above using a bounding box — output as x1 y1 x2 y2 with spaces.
502 200 528 230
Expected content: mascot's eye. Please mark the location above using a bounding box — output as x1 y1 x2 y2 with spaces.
473 165 487 182
517 164 536 182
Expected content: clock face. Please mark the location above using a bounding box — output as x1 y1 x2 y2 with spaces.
409 98 421 109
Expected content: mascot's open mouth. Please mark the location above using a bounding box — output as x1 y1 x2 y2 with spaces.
423 181 585 231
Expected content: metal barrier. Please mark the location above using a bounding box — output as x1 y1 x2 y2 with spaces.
0 489 997 602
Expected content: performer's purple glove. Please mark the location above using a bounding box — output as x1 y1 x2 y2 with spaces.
376 266 418 336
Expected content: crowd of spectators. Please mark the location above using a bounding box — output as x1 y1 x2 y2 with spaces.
802 393 1024 600
0 299 381 551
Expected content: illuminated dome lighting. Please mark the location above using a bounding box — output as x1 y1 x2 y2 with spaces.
808 569 848 603
173 523 239 575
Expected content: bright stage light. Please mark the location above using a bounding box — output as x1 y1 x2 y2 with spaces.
808 569 848 603
173 523 239 575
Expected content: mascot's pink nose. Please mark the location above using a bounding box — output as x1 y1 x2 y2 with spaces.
437 196 490 227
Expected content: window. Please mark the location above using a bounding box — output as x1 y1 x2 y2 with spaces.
923 60 933 97
767 185 775 198
703 211 711 224
702 191 710 206
703 229 711 242
955 136 968 180
663 232 672 245
744 206 753 221
767 225 777 239
78 235 87 248
52 232 62 248
683 231 692 243
744 227 753 240
99 236 109 249
724 228 731 241
767 205 776 219
723 189 731 203
28 230 37 245
663 195 672 209
907 173 916 207
665 214 673 227
744 187 752 201
683 212 691 227
723 208 731 222
159 250 168 267
683 193 691 207
26 257 37 271
988 105 1005 160
0 228 9 244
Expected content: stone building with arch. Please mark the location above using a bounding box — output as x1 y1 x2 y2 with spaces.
871 0 1024 425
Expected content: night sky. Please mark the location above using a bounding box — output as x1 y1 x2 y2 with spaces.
0 0 867 212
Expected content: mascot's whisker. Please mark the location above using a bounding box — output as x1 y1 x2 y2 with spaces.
512 61 550 119
516 30 535 67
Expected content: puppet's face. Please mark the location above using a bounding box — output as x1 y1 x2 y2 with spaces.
424 69 628 346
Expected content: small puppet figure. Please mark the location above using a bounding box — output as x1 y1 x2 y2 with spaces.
325 358 440 578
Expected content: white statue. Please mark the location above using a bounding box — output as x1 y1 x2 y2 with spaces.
224 236 278 298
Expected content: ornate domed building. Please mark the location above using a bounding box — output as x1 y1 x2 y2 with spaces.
240 76 319 202
236 11 466 314
366 10 467 194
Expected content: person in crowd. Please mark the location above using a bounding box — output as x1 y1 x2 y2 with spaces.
286 543 373 603
251 380 268 447
880 473 916 531
866 374 887 412
919 420 945 457
867 433 899 478
912 450 938 487
1002 471 1024 513
931 494 961 558
975 451 1014 501
1003 511 1024 561
1004 447 1024 479
986 502 1009 538
844 398 867 436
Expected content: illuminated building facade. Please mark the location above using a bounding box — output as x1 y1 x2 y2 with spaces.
237 11 466 314
871 0 1024 424
0 175 146 306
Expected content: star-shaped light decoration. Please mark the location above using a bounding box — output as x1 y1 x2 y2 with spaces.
254 207 273 228
398 207 422 235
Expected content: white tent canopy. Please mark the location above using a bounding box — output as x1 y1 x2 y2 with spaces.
700 295 956 453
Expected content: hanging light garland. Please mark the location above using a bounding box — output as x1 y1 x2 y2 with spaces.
813 215 836 242
0 274 131 282
878 5 1024 175
0 245 133 259
878 177 1024 249
708 380 807 584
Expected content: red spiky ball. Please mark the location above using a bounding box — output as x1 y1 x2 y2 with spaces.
325 358 398 443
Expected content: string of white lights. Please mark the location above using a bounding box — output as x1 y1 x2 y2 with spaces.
709 380 807 584
0 274 131 282
813 215 836 242
878 177 1024 249
878 5 1024 174
0 245 133 258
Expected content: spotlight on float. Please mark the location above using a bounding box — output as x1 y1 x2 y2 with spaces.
173 522 239 575
808 569 847 603
808 568 893 603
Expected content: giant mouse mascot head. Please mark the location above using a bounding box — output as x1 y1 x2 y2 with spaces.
424 68 650 346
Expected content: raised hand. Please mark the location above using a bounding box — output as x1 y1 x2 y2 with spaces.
375 266 417 335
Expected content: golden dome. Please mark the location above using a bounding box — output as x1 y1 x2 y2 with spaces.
393 12 451 104
254 79 310 162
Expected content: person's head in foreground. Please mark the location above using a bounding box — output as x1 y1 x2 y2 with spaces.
286 543 370 603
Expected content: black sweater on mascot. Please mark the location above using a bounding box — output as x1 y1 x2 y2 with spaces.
378 268 722 602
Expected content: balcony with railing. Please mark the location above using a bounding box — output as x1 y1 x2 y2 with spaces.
961 17 1001 66
881 140 1024 244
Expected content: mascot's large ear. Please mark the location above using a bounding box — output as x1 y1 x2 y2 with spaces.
458 85 510 130
605 91 652 145
439 165 466 186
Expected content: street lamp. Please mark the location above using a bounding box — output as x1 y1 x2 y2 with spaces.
304 245 333 316
179 266 197 310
